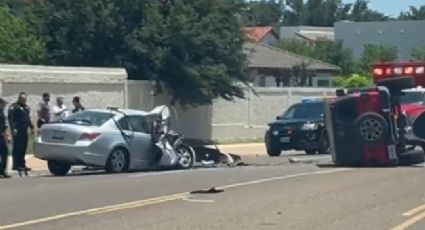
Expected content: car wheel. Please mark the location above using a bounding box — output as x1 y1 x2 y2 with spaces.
265 131 281 157
305 150 316 155
47 160 71 176
319 130 331 155
106 148 129 173
353 112 389 147
176 144 195 170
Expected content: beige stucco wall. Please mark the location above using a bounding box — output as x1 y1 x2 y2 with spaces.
211 87 336 141
0 64 127 121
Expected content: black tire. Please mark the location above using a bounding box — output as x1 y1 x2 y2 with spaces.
265 131 281 157
305 150 317 155
353 112 389 147
319 129 331 155
376 77 415 94
47 160 71 176
106 148 129 173
176 144 195 170
267 146 281 157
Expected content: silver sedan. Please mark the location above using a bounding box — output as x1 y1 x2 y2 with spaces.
34 108 194 176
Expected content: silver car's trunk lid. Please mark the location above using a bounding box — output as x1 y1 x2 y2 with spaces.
40 123 96 144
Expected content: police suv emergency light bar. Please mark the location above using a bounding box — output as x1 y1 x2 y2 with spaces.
372 61 425 86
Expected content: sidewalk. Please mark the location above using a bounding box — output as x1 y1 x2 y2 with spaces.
6 155 47 172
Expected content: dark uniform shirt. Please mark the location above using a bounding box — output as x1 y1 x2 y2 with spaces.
72 105 85 114
0 108 7 134
8 102 34 131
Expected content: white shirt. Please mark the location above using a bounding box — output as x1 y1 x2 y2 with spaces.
51 104 70 122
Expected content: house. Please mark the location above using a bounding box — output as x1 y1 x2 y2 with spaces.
280 26 334 43
243 26 280 45
335 20 425 59
244 42 341 87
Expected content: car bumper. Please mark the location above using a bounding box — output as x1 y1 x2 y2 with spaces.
34 140 107 166
267 130 320 151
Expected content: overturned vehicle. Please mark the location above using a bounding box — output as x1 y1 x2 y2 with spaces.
325 61 425 167
34 105 234 176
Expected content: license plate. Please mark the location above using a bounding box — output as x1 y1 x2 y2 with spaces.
280 137 290 143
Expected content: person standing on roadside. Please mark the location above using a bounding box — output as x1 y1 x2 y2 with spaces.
37 92 51 128
51 97 69 122
0 98 11 178
8 92 34 171
72 96 85 113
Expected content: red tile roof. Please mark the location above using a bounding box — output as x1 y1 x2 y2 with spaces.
243 26 279 43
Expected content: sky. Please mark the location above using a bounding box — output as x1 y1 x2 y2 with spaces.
342 0 425 17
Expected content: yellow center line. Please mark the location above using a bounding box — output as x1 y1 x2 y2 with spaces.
391 210 425 230
402 203 425 217
0 193 189 230
0 168 349 229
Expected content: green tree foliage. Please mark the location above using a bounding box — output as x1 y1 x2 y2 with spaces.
241 0 284 26
25 0 250 107
0 6 45 64
281 0 387 27
349 0 389 22
127 0 251 106
333 73 371 88
274 39 356 74
411 45 425 61
399 5 425 20
359 43 398 73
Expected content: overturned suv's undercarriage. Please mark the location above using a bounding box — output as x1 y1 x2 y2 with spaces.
326 62 425 167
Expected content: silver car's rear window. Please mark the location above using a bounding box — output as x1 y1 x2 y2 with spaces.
62 111 111 126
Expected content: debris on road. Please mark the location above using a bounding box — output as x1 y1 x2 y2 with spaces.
190 187 224 194
288 157 314 164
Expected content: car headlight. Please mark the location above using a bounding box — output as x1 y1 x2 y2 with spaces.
301 123 319 130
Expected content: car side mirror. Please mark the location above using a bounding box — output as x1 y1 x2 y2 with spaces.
276 116 281 120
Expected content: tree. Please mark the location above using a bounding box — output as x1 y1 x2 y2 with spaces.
128 0 251 106
349 0 389 22
28 0 250 107
359 43 397 74
411 45 425 61
241 0 284 26
399 5 425 20
334 73 371 88
0 6 45 64
282 0 389 26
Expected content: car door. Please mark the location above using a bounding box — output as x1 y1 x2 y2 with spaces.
116 116 151 169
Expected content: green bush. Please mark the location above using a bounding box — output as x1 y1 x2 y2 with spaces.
333 74 372 88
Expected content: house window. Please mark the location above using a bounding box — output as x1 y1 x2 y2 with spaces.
317 79 330 87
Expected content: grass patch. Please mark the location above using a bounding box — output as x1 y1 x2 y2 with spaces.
215 137 264 145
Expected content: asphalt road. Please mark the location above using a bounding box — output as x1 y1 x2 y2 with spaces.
1 153 425 230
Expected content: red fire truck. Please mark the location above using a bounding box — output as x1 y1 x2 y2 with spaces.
325 61 425 167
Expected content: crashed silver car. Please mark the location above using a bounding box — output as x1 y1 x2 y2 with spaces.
34 106 196 176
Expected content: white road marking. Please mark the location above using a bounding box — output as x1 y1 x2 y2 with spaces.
182 197 215 203
218 168 351 190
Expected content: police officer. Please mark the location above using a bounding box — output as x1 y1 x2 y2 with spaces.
8 92 34 171
0 98 10 178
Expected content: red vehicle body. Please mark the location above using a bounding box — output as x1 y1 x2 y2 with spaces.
326 61 425 167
